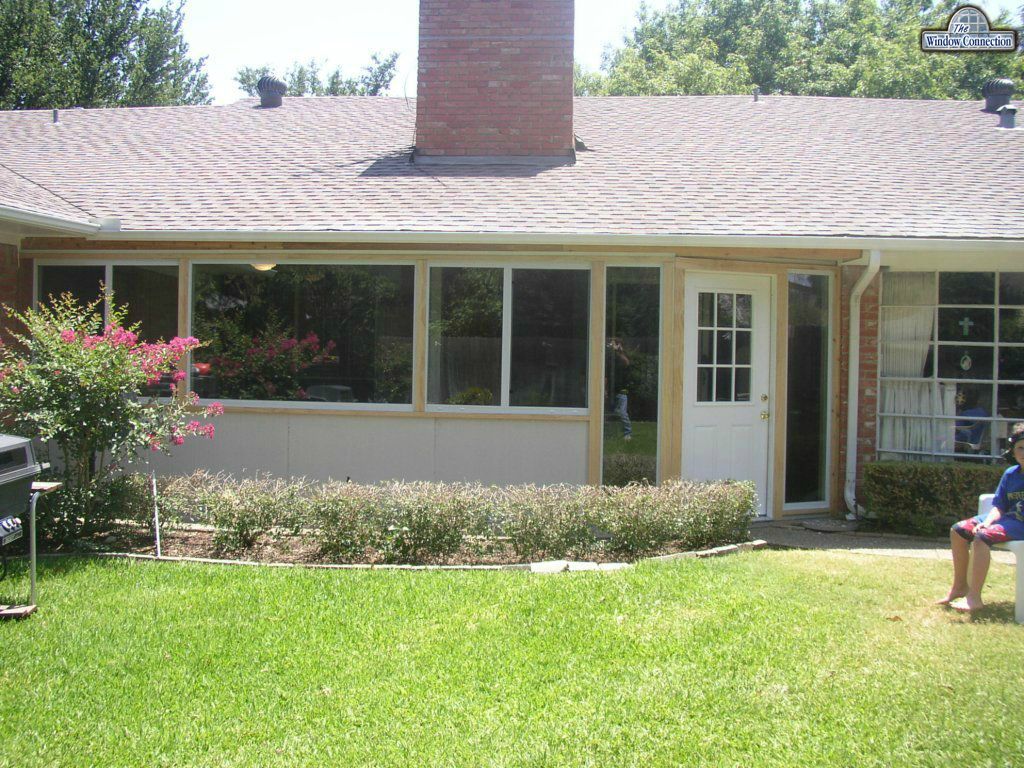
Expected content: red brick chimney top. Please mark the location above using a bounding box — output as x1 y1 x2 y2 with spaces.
415 0 575 162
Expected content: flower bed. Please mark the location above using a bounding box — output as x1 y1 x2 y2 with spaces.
113 472 757 565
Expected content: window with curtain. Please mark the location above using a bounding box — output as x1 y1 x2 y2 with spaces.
879 271 1024 461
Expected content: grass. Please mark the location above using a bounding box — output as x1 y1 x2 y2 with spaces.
0 551 1022 767
602 419 657 456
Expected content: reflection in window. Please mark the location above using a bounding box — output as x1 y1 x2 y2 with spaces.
113 265 178 341
427 266 589 409
191 264 414 404
785 274 829 504
602 267 659 485
510 270 588 407
37 265 104 312
428 268 502 406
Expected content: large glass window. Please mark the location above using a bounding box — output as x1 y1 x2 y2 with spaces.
428 266 589 409
36 264 178 341
192 264 414 404
879 271 1024 460
603 267 660 485
785 274 830 504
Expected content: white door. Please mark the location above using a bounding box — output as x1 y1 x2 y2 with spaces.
682 273 773 518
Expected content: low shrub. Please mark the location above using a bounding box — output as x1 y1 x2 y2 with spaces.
602 453 658 486
861 460 1006 535
36 474 153 548
152 473 757 564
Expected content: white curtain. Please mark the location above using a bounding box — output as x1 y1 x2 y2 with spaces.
879 273 955 458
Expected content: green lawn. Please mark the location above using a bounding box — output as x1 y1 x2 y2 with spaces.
1 551 1022 767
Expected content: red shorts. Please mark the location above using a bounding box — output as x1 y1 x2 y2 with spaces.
952 515 1024 545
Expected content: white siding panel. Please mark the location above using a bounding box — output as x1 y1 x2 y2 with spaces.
433 419 587 485
285 414 435 483
144 412 289 478
140 412 587 486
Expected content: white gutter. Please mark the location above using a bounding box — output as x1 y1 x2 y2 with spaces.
844 249 881 518
0 205 100 236
86 229 1024 253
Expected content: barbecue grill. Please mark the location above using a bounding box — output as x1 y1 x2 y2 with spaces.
0 435 45 615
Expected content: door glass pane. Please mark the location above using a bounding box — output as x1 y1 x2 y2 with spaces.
698 293 714 326
698 330 714 365
428 267 502 406
510 269 589 407
603 267 660 485
716 293 733 327
785 274 830 504
715 368 732 402
717 331 733 365
697 367 713 402
735 294 752 328
735 368 751 402
736 331 751 365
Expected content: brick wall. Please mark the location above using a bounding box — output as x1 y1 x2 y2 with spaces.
836 265 880 511
0 244 31 344
416 0 574 157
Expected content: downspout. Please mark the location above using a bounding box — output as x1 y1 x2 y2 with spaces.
844 249 881 519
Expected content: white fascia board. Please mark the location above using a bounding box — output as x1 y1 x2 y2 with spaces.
89 229 1024 253
0 206 99 236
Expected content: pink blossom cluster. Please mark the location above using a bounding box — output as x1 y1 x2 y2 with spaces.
59 325 201 385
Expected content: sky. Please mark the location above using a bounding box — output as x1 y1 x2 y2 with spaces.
178 0 1021 104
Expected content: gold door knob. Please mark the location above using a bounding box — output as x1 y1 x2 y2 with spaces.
760 411 770 420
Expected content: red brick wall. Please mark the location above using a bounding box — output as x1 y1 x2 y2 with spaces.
836 265 880 511
416 0 574 157
0 244 31 344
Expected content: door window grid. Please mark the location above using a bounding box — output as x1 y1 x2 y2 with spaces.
696 291 752 403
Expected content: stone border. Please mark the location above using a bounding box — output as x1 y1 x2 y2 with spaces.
37 539 769 573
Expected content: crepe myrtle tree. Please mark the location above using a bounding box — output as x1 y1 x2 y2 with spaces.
0 293 223 493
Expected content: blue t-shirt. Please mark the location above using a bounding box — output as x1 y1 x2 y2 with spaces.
993 465 1024 523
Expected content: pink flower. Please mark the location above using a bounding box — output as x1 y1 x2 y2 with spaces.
52 369 61 376
59 329 76 343
171 370 187 383
171 434 185 446
205 402 224 417
186 420 201 433
10 386 20 394
202 424 215 439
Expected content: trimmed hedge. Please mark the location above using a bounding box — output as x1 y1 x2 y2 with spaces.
861 461 1007 536
149 472 757 564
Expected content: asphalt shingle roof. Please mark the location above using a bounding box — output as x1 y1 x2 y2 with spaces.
0 95 1021 240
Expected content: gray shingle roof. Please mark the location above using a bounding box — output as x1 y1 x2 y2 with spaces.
0 95 1021 240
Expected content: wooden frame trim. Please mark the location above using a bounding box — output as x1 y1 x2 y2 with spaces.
587 262 607 484
220 406 588 422
413 260 428 412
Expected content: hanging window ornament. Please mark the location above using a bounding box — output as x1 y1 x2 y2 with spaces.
960 352 973 372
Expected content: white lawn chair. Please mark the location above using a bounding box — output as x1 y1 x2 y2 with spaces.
977 494 1024 623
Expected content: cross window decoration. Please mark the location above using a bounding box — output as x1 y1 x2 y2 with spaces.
958 316 975 337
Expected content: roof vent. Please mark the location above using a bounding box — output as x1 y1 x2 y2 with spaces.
997 104 1017 129
982 78 1014 112
256 75 287 108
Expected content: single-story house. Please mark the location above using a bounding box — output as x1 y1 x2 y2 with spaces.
0 0 1022 520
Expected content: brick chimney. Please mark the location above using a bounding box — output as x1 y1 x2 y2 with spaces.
415 0 575 162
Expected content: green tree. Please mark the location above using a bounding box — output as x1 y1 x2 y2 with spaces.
235 52 399 97
590 0 1022 99
0 0 209 110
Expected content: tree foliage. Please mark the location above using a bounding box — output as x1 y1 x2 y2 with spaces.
577 0 1024 98
0 0 209 109
235 52 399 98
